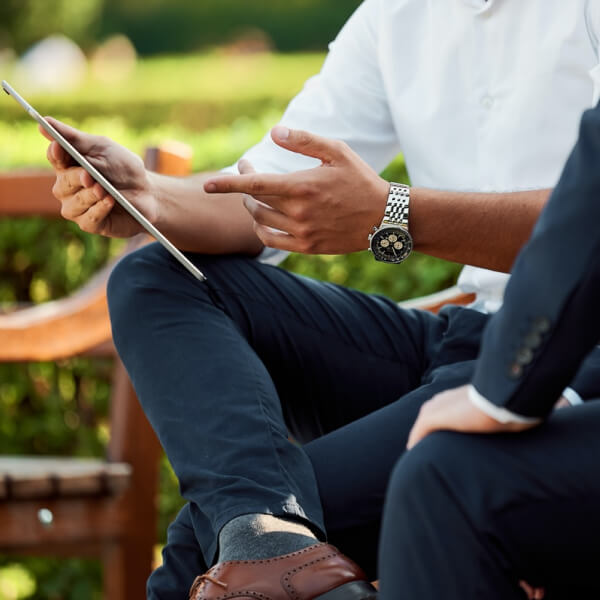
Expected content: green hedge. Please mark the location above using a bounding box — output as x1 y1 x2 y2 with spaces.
98 0 363 54
1 54 326 133
1 0 362 55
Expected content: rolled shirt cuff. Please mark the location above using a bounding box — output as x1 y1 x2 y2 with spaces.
561 386 584 406
468 384 543 425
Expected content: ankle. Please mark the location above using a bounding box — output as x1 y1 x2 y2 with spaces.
217 513 318 562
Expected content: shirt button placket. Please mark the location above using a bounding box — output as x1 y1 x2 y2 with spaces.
481 94 495 109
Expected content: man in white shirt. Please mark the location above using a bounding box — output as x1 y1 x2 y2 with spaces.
44 0 600 597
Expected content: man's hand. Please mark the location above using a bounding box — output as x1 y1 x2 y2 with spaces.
519 581 545 599
203 126 390 254
409 388 547 597
407 385 539 450
410 386 546 598
41 118 156 238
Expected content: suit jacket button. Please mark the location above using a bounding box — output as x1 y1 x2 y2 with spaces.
524 332 542 349
507 363 523 379
516 347 534 365
532 316 551 333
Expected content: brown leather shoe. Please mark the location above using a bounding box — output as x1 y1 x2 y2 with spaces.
188 543 377 600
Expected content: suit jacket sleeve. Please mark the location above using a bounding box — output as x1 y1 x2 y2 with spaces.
472 103 600 419
569 346 600 401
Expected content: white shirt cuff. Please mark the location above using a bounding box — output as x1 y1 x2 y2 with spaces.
467 385 543 425
561 387 584 406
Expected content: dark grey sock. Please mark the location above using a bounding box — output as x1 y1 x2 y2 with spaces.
217 514 318 562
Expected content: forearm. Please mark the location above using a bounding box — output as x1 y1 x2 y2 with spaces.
202 128 552 266
410 187 551 273
149 171 264 256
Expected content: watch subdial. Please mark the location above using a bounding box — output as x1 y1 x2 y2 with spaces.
370 227 413 263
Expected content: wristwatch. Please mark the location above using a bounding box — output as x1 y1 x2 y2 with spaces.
368 182 413 264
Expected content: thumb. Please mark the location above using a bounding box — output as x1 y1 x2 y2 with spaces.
41 117 99 154
237 159 256 175
406 418 428 450
271 125 345 163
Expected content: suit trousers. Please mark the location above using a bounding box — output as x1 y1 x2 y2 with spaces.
106 243 489 598
378 401 600 599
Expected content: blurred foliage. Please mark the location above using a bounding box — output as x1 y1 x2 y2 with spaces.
0 559 101 600
0 0 362 55
0 0 103 53
0 51 461 597
1 54 326 132
98 0 363 54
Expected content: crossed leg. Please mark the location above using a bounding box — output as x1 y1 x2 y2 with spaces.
378 401 600 599
106 243 488 597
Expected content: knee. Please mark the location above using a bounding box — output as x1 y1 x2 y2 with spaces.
108 243 167 309
387 431 495 525
106 245 237 352
387 432 458 507
107 243 195 350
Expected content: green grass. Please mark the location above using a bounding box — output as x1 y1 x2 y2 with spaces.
1 52 326 131
3 52 326 105
1 52 327 171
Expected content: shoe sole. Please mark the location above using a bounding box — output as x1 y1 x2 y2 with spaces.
314 581 378 599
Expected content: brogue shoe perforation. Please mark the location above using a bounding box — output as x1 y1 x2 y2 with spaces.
282 551 338 599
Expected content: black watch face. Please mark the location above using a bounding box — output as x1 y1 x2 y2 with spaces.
370 227 413 263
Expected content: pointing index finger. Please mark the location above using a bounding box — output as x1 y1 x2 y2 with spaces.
204 173 292 197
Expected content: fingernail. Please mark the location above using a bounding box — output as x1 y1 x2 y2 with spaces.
94 186 104 200
272 125 290 141
205 182 217 193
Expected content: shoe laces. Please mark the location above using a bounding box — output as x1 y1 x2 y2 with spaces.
189 573 228 599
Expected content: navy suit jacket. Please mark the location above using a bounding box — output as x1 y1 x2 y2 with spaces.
472 103 600 419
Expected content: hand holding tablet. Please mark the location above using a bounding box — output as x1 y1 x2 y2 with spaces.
2 80 207 282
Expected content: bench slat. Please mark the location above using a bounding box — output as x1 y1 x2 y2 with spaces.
0 171 61 217
0 457 132 500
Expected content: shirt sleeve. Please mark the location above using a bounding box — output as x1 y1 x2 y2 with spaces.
468 384 543 425
222 0 400 264
224 0 400 178
585 0 600 103
586 0 600 57
561 386 584 406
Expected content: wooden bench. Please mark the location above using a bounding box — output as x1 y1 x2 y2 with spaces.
398 284 474 313
0 143 191 600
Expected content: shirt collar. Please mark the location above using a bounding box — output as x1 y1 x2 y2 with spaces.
462 0 495 12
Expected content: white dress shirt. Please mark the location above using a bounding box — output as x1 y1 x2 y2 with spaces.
225 0 598 305
223 0 599 420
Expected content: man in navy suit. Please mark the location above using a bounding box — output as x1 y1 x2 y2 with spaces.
378 103 600 598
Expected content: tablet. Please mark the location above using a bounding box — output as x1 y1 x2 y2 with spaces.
2 80 207 282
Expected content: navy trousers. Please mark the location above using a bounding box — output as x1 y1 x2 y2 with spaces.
107 243 489 599
378 401 600 599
